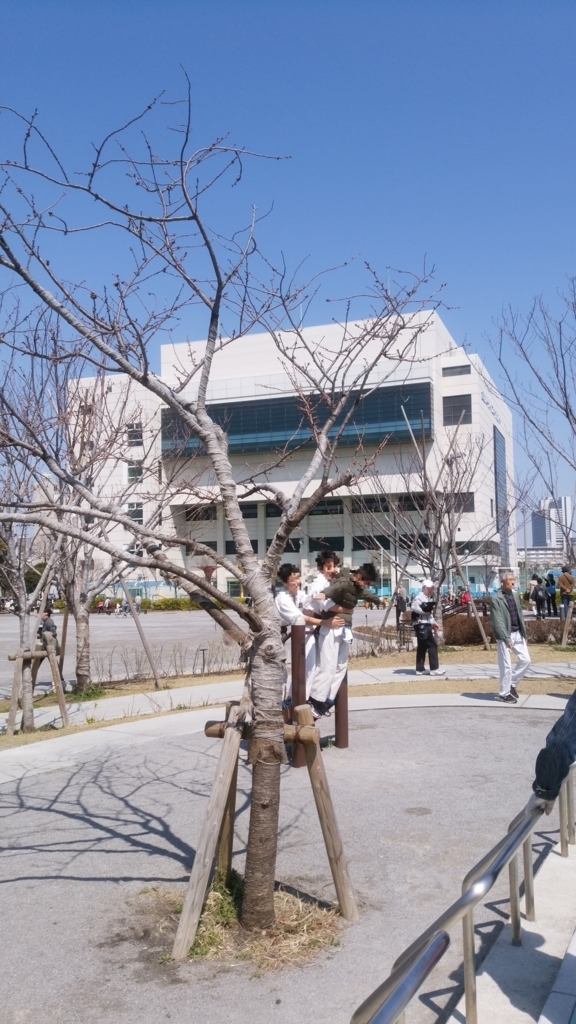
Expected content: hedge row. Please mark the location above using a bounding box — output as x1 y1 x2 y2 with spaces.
443 615 576 646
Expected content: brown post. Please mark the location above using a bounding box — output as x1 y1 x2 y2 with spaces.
561 603 574 648
6 656 23 737
216 757 239 883
335 670 349 749
290 618 307 768
46 644 70 728
293 704 359 922
172 707 243 960
58 606 69 678
119 578 161 689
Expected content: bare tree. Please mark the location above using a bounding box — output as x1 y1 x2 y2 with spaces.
0 92 443 928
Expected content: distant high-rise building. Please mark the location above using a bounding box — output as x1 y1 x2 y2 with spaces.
531 496 573 549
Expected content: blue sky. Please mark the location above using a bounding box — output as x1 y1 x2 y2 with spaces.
2 0 576 498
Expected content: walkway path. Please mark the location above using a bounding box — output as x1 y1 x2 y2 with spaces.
2 662 574 733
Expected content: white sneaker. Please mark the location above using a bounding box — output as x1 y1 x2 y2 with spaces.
415 670 426 675
430 669 446 676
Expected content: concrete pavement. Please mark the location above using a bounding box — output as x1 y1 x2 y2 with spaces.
1 703 572 1024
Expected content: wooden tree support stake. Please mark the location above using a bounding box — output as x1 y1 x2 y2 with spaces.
6 656 23 737
562 603 574 648
58 606 69 678
293 704 359 922
172 706 243 960
46 645 70 728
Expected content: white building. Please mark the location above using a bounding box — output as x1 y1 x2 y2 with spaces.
93 313 516 597
531 496 574 550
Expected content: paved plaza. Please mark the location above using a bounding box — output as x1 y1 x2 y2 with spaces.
1 701 574 1024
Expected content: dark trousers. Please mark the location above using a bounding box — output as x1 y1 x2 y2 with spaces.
416 626 439 672
547 594 558 617
535 599 547 620
562 595 573 616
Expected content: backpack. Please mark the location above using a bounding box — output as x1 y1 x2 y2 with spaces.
534 583 548 602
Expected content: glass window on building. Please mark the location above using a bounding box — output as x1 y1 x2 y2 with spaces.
185 505 217 521
267 537 300 552
443 394 472 426
309 536 345 551
227 580 242 598
225 539 259 555
127 461 143 482
308 499 344 516
266 503 283 517
442 365 471 377
352 535 391 550
446 492 475 513
240 504 258 519
127 502 143 525
494 426 509 563
351 496 389 513
126 422 143 446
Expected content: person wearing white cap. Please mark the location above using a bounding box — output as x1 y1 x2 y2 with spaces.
410 579 445 676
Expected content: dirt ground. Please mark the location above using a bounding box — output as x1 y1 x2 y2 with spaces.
348 676 576 698
351 644 576 669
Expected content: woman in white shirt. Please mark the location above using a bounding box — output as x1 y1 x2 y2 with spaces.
275 563 344 706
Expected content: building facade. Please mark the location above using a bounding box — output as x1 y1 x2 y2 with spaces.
93 313 516 597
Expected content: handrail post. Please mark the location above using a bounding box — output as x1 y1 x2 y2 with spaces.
290 620 307 768
559 778 569 857
509 853 522 945
335 670 349 748
462 908 478 1024
561 770 569 847
523 836 535 921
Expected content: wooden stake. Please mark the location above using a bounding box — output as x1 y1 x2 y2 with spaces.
335 671 349 749
172 707 243 960
46 645 70 728
561 603 574 648
293 704 359 922
119 579 161 689
290 620 307 768
6 656 23 737
58 606 69 678
216 755 238 883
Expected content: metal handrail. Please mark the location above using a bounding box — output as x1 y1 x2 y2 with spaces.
351 770 575 1024
351 932 450 1024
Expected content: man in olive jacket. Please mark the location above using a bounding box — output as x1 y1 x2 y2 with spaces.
490 571 531 704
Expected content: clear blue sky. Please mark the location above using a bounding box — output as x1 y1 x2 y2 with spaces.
2 0 576 494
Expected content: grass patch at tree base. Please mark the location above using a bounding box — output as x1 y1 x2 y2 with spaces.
139 872 342 971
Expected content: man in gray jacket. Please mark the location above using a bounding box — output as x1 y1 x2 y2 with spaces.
490 571 531 704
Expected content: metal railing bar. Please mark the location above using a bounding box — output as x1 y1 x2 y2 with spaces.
568 772 576 845
352 766 576 1024
559 780 569 858
392 805 544 975
350 932 450 1024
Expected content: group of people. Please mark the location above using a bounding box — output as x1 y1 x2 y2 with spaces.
275 551 378 719
96 594 142 615
526 567 574 619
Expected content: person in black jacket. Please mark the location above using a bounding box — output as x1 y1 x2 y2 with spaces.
533 690 576 802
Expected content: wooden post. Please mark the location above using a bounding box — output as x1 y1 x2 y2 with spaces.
46 644 70 728
6 656 23 737
215 757 238 884
335 671 349 749
58 606 69 678
119 579 161 689
561 603 574 648
293 704 359 922
290 619 307 768
172 708 243 960
30 646 43 692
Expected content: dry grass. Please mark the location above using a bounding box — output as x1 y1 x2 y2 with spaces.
351 645 576 670
349 677 576 698
137 874 341 970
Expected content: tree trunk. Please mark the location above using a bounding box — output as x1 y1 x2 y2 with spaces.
19 612 34 732
74 603 91 692
241 628 286 930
